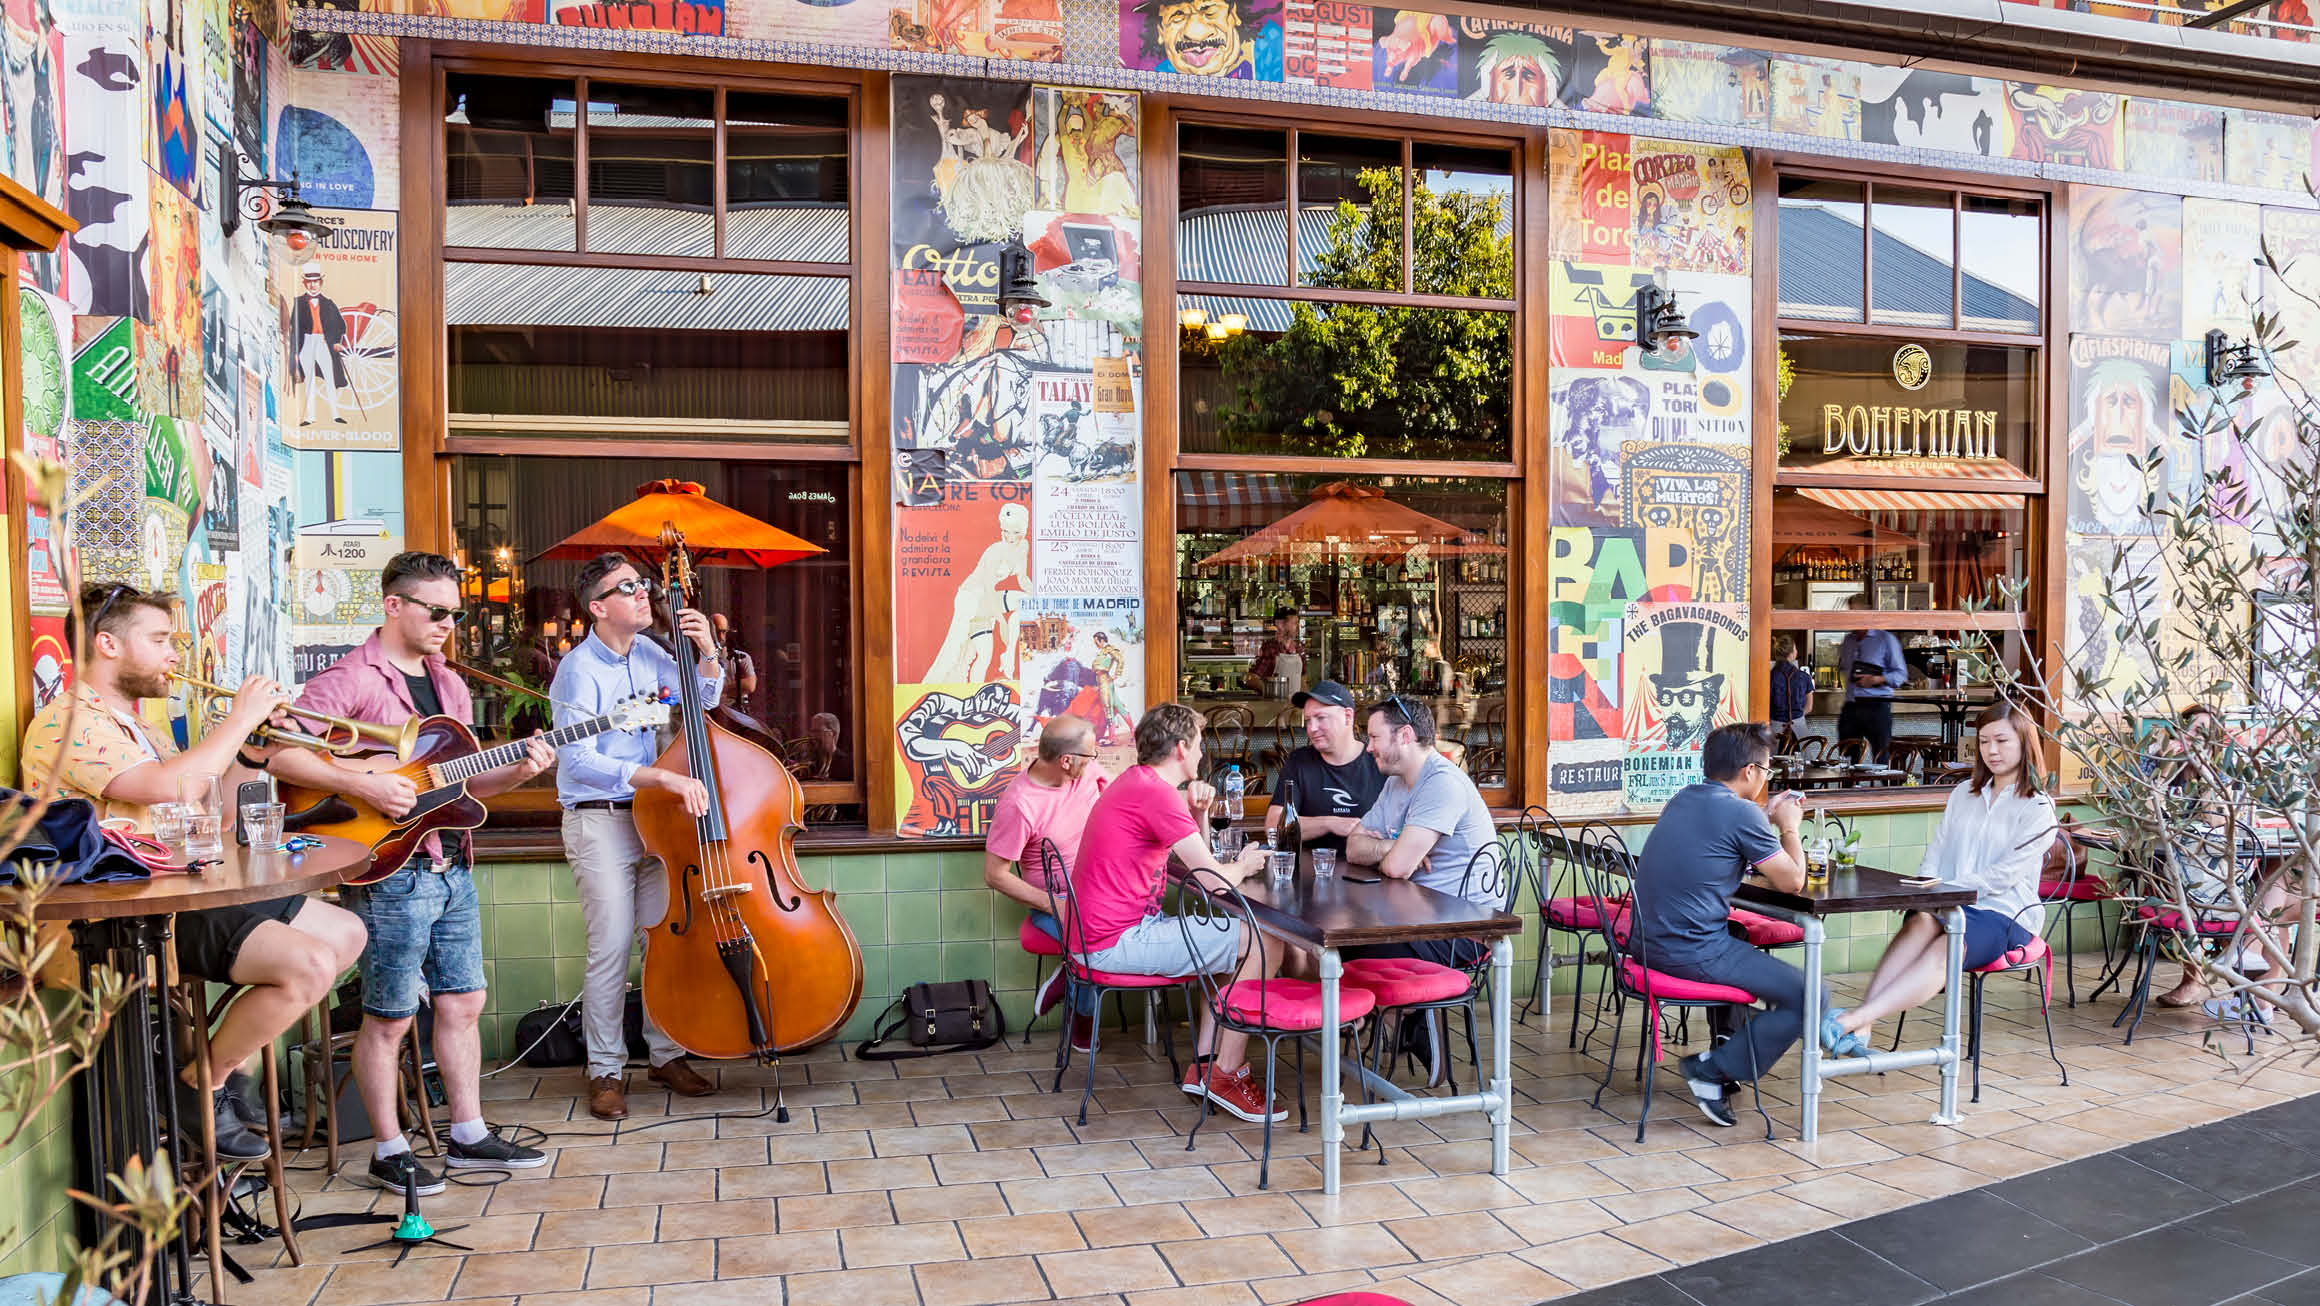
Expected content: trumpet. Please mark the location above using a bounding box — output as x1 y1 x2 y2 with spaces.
171 673 420 762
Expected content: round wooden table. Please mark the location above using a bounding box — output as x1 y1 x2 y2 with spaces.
40 834 371 1306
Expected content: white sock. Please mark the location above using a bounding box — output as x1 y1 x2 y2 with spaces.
373 1134 410 1161
450 1118 489 1146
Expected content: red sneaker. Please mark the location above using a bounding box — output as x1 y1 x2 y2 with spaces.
1066 1010 1096 1055
1034 966 1069 1017
1199 1062 1287 1124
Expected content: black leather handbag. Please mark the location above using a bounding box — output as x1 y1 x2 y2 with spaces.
854 980 1007 1060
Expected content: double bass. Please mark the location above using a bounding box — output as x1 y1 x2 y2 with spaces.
636 527 863 1106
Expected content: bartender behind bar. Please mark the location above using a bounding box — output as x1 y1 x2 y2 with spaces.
1241 606 1305 697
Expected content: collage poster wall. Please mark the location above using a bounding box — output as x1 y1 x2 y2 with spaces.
890 76 1147 836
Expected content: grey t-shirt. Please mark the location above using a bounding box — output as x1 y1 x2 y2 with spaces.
1635 782 1784 960
1358 753 1499 904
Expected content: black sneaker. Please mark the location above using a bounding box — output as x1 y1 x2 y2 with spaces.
172 1077 269 1163
1677 1052 1738 1128
365 1150 445 1196
444 1128 547 1170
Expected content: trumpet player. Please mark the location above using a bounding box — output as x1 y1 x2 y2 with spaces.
19 582 367 1167
264 552 552 1191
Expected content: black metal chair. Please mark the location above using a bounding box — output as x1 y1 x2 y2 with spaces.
1519 807 1619 1049
1175 870 1375 1190
1892 831 2075 1102
2086 834 2258 1046
1046 841 1189 1125
1578 823 1774 1142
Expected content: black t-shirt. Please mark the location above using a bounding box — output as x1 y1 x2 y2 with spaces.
404 670 443 719
1276 745 1386 853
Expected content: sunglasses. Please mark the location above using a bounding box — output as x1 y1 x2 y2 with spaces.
1377 693 1426 731
591 576 661 603
87 583 136 634
391 595 466 624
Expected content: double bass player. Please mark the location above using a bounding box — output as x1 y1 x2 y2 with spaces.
551 552 725 1120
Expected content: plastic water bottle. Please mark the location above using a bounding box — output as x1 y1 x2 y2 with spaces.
1224 766 1246 822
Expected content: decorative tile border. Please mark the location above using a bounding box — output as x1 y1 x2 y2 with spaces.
301 6 2318 209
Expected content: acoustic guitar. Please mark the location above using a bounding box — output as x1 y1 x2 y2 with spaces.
280 694 670 885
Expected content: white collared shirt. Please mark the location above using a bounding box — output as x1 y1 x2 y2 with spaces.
1918 779 2058 932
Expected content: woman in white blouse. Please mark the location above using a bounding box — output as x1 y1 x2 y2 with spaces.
1821 703 2057 1055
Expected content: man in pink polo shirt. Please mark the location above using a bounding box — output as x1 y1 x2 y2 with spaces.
984 714 1109 1042
1072 703 1281 1123
268 552 554 1194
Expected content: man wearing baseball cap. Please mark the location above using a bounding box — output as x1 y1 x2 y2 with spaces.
1265 680 1383 855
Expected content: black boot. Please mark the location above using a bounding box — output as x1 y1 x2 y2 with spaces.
173 1076 270 1163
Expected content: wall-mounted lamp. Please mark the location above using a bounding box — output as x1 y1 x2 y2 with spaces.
1178 308 1207 329
2204 329 2271 392
222 166 329 240
1634 282 1698 357
997 240 1048 319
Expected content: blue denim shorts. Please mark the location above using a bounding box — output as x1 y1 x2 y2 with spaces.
345 862 485 1019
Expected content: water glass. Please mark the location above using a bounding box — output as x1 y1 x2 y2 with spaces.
241 801 287 852
180 774 224 859
1310 847 1338 880
149 802 190 851
1268 848 1297 890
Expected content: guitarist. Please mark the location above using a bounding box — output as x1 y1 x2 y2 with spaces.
267 551 553 1192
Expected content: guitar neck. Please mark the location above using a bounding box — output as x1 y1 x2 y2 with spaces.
440 714 625 784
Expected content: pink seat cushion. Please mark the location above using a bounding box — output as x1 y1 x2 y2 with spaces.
1620 960 1758 1005
2131 905 2242 934
1728 908 1805 948
1543 896 1629 931
1975 933 2050 973
1019 919 1065 957
1341 957 1472 1006
1292 1296 1417 1306
2040 877 2112 902
1217 978 1377 1031
1068 961 1190 988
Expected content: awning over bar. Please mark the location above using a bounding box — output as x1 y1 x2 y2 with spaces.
1176 470 1303 531
1797 486 2023 533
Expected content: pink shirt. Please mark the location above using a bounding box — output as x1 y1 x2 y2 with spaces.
1069 766 1197 952
297 631 473 860
986 766 1108 889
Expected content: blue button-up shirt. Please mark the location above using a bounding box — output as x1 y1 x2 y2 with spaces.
551 629 724 807
1835 629 1909 701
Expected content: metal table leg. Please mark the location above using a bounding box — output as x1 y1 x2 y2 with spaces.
1934 906 1966 1125
1489 936 1512 1177
1798 916 1826 1143
1319 946 1344 1195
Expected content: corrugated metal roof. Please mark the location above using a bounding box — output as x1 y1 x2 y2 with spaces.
1777 203 2040 329
446 263 849 331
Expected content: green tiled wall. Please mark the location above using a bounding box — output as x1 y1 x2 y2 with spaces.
0 1077 78 1278
466 806 2122 1060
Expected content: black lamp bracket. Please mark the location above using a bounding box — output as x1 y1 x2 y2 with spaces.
222 167 302 237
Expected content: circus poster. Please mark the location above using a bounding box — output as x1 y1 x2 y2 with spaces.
1621 601 1745 808
1628 139 1751 276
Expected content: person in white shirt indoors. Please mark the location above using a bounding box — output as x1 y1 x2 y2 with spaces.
1822 703 2056 1055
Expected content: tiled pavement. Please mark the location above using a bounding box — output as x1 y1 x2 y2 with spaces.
232 958 2320 1306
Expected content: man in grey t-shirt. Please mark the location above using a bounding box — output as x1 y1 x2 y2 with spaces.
1344 695 1503 1084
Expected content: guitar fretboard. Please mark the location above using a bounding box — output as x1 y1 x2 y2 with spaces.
437 714 635 785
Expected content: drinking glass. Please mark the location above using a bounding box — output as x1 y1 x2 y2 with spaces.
1310 847 1338 880
241 801 287 852
1268 848 1297 890
150 802 190 852
180 774 224 859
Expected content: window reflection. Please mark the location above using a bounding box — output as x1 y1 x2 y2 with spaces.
1777 177 1864 322
586 83 715 257
1960 195 2041 333
1413 141 1515 298
445 74 578 251
1178 125 1288 285
1869 187 1956 330
726 91 851 262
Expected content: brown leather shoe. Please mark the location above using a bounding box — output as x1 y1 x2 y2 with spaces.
648 1058 716 1097
587 1075 629 1121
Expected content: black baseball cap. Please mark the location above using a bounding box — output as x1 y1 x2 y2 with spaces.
1292 680 1355 710
1272 605 1300 620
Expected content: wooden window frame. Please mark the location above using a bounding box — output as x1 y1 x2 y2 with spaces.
1151 100 1541 810
406 43 877 825
1752 154 2068 787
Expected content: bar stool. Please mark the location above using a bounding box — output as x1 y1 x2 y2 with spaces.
295 998 438 1176
171 972 302 1301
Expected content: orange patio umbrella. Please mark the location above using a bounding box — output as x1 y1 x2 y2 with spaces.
1196 481 1503 568
532 479 825 570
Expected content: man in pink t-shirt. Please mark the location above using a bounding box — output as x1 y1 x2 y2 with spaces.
1070 703 1282 1124
985 715 1110 1031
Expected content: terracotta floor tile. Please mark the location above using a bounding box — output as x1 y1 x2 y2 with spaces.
778 1189 898 1232
1156 1231 1298 1284
960 1210 1091 1258
1109 1165 1233 1206
1492 1197 1619 1245
442 1246 586 1298
602 1168 719 1209
1038 1244 1181 1297
1179 1192 1316 1237
1250 1270 1375 1303
1271 1221 1418 1275
1588 1151 1725 1192
1411 1250 1575 1303
892 1180 1013 1224
1123 1286 1264 1306
315 1257 463 1306
1686 1140 1817 1180
1076 1202 1203 1248
483 1176 607 1215
714 1229 843 1277
872 1123 982 1157
1859 1154 1986 1198
510 1289 651 1306
1001 1172 1125 1214
551 1143 665 1176
1778 1171 1920 1218
783 1264 923 1306
716 1160 830 1200
1701 1190 1842 1241
1515 1232 1673 1289
664 1137 768 1170
839 1219 969 1268
1595 1187 1710 1223
1291 1182 1428 1227
1390 1172 1530 1215
582 1235 717 1289
1382 1209 1527 1260
915 1254 1054 1306
1036 1140 1154 1176
913 1096 1016 1127
674 1276 795 1306
764 1130 875 1163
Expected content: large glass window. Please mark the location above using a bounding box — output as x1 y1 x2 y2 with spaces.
453 456 858 802
1769 173 2046 794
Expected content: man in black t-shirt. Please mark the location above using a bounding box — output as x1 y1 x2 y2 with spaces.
1265 680 1384 854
